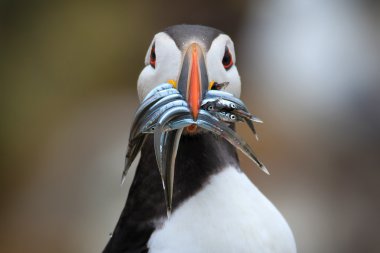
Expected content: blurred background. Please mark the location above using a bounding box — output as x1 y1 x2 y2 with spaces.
1 0 379 252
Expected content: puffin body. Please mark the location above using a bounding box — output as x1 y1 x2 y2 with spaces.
148 166 296 253
104 25 296 253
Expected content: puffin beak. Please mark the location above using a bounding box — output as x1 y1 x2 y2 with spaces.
152 44 209 215
177 43 209 121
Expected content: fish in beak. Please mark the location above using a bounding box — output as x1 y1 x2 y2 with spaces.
122 44 267 216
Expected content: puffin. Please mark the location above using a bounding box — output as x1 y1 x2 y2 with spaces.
104 24 297 253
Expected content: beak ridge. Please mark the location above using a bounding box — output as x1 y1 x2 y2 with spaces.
177 44 209 120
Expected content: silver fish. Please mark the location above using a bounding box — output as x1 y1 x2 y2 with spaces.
143 83 174 102
153 106 191 214
196 110 269 174
202 94 262 140
215 111 240 123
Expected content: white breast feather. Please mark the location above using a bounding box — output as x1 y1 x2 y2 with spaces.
148 166 297 253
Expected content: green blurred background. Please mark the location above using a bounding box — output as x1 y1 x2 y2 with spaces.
1 0 379 252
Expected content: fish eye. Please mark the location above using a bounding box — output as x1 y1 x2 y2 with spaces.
230 115 236 120
231 103 236 109
208 105 214 111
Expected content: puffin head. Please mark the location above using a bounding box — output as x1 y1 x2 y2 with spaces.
137 25 241 120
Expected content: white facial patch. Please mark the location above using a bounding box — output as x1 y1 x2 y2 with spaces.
137 32 182 101
137 32 242 101
206 34 241 98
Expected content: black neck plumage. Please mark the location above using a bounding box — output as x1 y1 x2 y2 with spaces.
104 131 239 253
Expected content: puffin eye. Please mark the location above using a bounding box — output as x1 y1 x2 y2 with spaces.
222 46 233 70
150 43 156 68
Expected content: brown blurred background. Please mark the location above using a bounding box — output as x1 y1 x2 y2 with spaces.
1 0 379 252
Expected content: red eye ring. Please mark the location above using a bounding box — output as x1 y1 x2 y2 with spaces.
150 44 156 68
222 46 233 70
